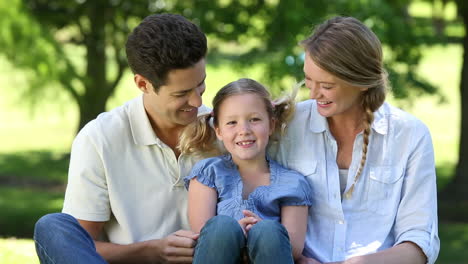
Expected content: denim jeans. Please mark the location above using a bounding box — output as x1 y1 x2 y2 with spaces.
193 215 294 264
34 213 107 264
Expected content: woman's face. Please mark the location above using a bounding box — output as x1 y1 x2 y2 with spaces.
303 53 367 119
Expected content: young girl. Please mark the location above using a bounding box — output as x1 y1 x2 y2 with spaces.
178 78 312 263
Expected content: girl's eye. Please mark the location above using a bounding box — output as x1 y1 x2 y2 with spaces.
250 117 261 122
226 121 236 125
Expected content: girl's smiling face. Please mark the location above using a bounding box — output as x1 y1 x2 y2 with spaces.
215 93 274 165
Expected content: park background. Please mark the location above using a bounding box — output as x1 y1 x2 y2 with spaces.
0 0 467 263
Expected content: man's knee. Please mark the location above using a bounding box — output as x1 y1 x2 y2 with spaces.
34 213 76 241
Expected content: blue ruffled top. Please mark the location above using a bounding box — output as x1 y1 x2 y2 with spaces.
184 154 312 221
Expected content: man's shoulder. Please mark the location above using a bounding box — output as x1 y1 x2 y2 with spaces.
76 98 137 144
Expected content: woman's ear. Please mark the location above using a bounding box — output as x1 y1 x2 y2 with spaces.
134 74 153 93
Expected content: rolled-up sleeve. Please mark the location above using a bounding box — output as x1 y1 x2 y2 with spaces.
393 123 440 264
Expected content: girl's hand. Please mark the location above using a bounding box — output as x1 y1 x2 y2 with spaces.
237 216 258 236
242 210 262 232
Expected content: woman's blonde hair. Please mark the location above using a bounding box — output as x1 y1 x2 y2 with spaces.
178 78 297 156
301 16 388 198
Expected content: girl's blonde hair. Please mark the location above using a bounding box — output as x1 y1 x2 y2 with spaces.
301 16 388 198
178 78 297 156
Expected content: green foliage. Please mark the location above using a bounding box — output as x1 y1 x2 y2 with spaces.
0 0 63 105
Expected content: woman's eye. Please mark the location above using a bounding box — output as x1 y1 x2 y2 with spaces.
226 121 236 125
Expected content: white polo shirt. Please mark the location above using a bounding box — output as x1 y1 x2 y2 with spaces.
63 95 209 244
270 100 439 264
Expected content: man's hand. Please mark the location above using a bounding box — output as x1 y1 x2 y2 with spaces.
151 230 199 263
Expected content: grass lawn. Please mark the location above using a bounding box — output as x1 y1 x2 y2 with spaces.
0 238 39 264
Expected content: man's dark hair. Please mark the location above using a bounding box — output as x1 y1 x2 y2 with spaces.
126 13 207 92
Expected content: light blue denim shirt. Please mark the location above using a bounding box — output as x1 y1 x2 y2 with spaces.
184 155 312 221
269 100 439 264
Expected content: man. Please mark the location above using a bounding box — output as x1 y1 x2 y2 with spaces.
34 13 209 263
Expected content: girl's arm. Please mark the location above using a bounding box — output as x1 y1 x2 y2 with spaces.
281 205 309 261
187 178 218 233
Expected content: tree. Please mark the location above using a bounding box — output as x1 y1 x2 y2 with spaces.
0 0 441 133
439 0 468 220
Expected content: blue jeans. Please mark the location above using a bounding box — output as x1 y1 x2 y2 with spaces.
34 213 107 264
193 215 294 264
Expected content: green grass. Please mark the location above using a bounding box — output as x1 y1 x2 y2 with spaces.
0 187 64 238
0 238 39 264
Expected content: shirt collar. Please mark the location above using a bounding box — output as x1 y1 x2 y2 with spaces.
128 95 163 146
307 100 388 135
308 101 328 133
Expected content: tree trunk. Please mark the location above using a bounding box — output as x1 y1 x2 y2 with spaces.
77 96 108 133
76 1 112 133
439 0 468 221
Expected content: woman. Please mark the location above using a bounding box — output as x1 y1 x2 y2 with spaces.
272 16 439 264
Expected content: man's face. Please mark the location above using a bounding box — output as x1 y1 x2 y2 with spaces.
139 59 206 130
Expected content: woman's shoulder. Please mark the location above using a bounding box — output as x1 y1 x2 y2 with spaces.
376 102 430 134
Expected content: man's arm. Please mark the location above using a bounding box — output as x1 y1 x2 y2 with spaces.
78 220 199 264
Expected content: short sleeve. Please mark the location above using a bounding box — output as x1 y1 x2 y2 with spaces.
279 170 313 207
184 158 217 190
62 123 111 222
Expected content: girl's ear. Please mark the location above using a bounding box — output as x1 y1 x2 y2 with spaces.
269 118 276 136
215 125 223 141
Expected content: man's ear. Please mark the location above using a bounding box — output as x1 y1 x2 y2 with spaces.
134 74 153 93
